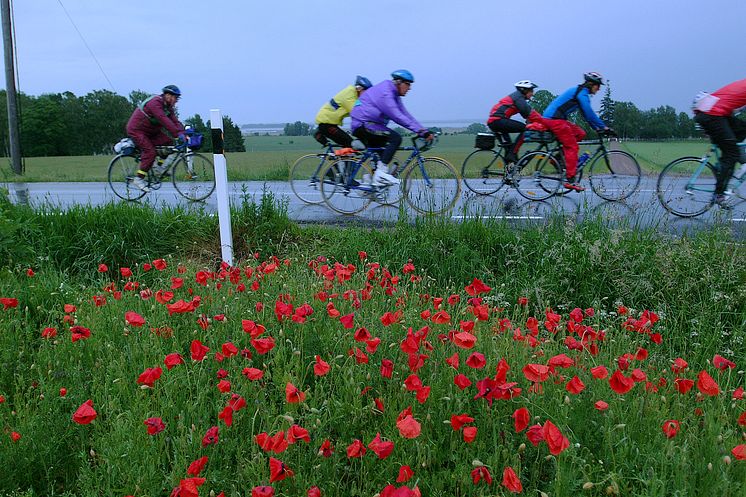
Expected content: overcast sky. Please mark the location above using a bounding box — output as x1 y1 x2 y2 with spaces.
2 0 744 125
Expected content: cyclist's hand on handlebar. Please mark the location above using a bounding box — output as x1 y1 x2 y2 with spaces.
600 127 617 137
418 129 434 142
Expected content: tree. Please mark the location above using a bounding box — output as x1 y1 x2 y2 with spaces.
129 90 150 108
283 121 312 136
222 116 245 152
612 101 642 139
599 83 615 127
530 89 556 115
465 123 487 134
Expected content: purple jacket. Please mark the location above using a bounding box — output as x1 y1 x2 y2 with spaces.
350 80 425 134
126 94 184 137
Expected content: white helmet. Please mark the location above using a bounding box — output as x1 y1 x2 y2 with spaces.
515 80 538 92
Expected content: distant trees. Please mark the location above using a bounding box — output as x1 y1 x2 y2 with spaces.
185 114 246 153
283 121 312 136
465 123 487 134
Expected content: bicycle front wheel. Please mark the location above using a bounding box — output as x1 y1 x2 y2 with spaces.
290 153 328 205
172 153 216 201
108 154 146 201
656 157 716 217
588 150 641 201
319 158 373 215
461 149 505 195
403 157 461 215
515 151 562 201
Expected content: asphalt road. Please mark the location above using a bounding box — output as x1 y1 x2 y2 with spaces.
3 177 746 238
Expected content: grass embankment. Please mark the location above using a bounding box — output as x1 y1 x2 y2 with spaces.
0 136 709 182
0 191 744 496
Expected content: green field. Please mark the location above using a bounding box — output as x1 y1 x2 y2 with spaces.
0 135 711 183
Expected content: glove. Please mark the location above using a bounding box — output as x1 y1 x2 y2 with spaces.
418 130 434 141
177 133 187 143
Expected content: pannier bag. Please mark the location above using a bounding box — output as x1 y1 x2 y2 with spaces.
186 131 204 150
113 137 136 155
475 133 496 150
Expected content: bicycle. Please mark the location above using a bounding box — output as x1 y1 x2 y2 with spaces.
461 132 518 196
289 142 358 205
108 133 215 202
319 134 461 215
656 144 746 217
506 129 641 201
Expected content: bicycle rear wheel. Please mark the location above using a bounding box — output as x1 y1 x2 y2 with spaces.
290 153 329 205
172 153 216 201
108 154 146 201
461 149 505 195
319 158 373 215
656 157 715 217
514 151 562 201
588 150 641 201
403 157 460 215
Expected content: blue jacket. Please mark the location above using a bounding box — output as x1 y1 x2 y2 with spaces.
543 86 606 130
350 80 425 134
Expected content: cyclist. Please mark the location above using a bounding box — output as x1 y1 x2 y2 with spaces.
314 76 372 148
542 72 612 192
350 70 434 186
487 80 540 165
692 78 746 208
126 85 187 192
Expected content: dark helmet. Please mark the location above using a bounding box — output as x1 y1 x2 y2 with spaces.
355 75 372 89
583 72 604 85
514 80 538 93
162 85 182 96
391 69 415 83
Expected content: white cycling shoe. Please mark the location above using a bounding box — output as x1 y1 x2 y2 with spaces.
131 177 150 192
372 168 400 186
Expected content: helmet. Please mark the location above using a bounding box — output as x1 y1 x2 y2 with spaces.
355 75 372 89
391 69 415 83
583 72 604 85
162 85 182 96
515 80 538 92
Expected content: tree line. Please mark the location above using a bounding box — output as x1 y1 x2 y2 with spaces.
0 89 246 157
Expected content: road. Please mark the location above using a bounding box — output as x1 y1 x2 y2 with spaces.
3 177 746 238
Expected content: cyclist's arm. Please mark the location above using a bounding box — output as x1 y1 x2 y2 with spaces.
578 90 607 130
379 86 426 134
146 98 185 137
515 96 533 120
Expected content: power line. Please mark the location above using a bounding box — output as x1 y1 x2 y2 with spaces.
56 0 116 92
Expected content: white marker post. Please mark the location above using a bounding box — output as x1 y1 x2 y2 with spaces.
210 109 233 266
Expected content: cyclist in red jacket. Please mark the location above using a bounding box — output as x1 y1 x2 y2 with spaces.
487 80 539 165
692 78 746 208
126 85 186 192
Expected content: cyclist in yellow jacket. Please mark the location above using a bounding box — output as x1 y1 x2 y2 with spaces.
314 76 372 148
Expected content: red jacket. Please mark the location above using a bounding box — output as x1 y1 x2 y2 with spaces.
126 95 184 136
706 78 746 116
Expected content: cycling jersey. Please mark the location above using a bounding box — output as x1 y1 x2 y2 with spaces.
543 85 606 130
127 94 184 137
701 78 746 117
315 85 359 125
350 80 425 135
487 90 532 124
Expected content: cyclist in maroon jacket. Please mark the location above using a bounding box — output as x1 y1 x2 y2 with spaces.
487 80 539 165
126 85 186 192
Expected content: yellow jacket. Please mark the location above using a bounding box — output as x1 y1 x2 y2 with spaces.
315 85 358 125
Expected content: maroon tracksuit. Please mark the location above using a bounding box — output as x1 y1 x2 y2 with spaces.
126 95 185 172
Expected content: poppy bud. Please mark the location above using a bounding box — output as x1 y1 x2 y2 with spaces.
564 395 571 405
545 455 553 461
724 456 732 465
518 443 526 453
471 459 484 467
583 482 594 490
707 463 713 471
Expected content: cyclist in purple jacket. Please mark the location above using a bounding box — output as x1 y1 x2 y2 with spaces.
350 70 433 186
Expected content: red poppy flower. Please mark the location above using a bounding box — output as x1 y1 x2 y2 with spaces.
671 357 688 374
202 426 219 446
512 407 530 432
609 370 634 394
696 370 720 396
591 365 609 379
242 367 264 381
187 456 208 476
522 363 550 383
318 439 334 457
380 359 394 378
454 374 472 390
548 353 574 369
673 378 694 394
543 420 570 455
97 263 108 273
218 406 234 427
286 424 310 444
269 457 294 482
462 426 477 443
450 413 474 431
307 486 322 497
251 337 276 355
70 325 91 342
471 465 493 485
466 352 486 369
465 278 491 296
252 486 274 497
59 387 67 397
404 374 422 391
164 353 184 370
502 466 523 493
662 419 680 439
137 367 163 387
221 342 238 357
431 310 451 324
217 380 231 393
368 433 395 459
10 431 21 442
152 259 167 270
41 327 57 339
144 417 166 435
285 382 306 403
713 354 736 370
175 477 205 497
415 386 430 404
365 337 381 353
445 353 459 369
594 400 609 411
453 332 477 349
72 399 97 425
630 368 647 383
566 376 586 394
396 415 421 439
732 444 746 460
734 387 744 400
346 439 367 458
738 412 746 427
526 423 544 446
313 356 330 376
339 313 355 329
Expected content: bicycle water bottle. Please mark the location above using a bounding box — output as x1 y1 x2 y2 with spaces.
577 152 591 167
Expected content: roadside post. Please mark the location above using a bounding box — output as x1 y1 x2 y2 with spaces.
210 109 234 266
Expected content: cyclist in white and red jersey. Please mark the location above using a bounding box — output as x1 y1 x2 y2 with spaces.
692 78 746 207
487 80 540 164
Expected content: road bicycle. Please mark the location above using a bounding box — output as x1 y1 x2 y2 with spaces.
461 132 518 195
501 130 641 201
656 144 746 217
319 134 461 215
289 142 358 205
108 133 215 202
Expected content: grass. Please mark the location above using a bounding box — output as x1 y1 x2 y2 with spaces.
0 192 744 496
0 136 709 183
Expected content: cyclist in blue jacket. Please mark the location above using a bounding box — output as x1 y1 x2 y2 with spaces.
543 72 611 191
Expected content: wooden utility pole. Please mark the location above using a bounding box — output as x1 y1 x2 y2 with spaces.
1 0 22 174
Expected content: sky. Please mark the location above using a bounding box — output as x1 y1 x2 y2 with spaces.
2 0 745 126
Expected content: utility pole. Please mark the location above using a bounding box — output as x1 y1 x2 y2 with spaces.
1 0 22 174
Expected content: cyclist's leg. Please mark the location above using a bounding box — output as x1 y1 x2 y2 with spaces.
128 129 156 177
545 119 580 179
318 123 353 148
489 119 525 163
697 113 738 195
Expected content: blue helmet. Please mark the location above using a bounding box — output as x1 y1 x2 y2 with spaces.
391 70 414 83
355 75 372 89
162 84 181 96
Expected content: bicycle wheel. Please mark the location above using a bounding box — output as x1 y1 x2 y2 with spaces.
108 154 146 201
656 157 716 217
403 157 461 215
319 158 373 215
290 153 329 205
514 151 562 201
172 153 216 201
588 150 641 201
461 149 505 195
